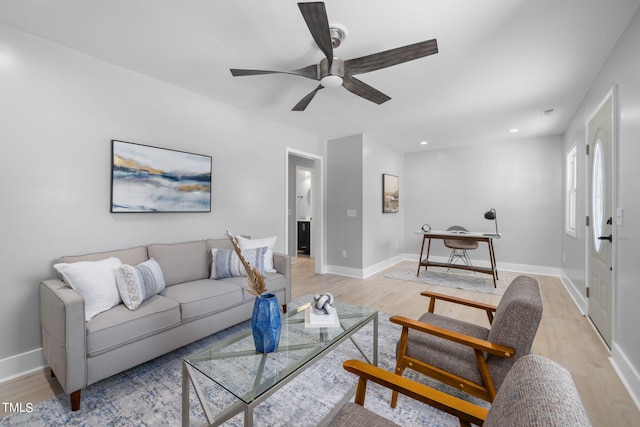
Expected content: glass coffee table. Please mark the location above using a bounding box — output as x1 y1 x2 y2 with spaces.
182 300 378 427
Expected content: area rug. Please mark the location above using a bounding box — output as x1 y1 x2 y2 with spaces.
0 297 486 427
385 264 522 295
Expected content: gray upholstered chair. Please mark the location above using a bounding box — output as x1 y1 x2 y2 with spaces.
444 225 478 266
328 355 591 427
390 275 542 404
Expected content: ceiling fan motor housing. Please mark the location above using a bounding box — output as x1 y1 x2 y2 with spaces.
319 57 344 87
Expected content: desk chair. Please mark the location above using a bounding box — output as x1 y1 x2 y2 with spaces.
444 225 478 266
328 355 591 427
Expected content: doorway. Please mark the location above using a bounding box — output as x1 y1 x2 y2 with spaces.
586 87 616 348
286 149 323 274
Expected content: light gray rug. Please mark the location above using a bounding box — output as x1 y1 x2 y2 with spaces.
1 297 486 427
385 264 521 295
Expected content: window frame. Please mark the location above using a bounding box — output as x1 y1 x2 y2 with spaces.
565 144 578 237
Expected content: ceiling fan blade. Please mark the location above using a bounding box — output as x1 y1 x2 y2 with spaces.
342 76 391 105
292 84 324 111
344 39 438 76
231 64 318 80
298 2 333 68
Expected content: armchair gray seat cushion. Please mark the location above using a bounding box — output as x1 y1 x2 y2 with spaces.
404 312 491 385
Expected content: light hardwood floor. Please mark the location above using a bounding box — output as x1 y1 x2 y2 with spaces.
1 257 638 425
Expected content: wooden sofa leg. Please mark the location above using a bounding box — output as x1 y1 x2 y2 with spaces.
70 390 81 411
282 304 288 313
50 368 56 378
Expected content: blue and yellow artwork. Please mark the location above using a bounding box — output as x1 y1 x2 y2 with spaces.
111 140 212 212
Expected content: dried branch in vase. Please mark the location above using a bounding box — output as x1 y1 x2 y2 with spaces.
225 230 267 296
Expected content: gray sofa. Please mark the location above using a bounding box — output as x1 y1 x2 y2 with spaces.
39 238 291 411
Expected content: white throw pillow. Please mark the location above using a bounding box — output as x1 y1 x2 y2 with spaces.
236 235 277 273
116 258 166 310
54 257 122 321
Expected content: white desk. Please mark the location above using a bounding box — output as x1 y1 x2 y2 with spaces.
416 230 501 287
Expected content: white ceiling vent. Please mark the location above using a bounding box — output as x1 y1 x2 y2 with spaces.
541 108 555 116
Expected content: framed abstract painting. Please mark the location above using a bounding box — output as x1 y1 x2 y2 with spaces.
382 173 399 213
111 140 212 213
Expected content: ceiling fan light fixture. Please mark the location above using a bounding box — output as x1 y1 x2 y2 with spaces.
320 75 343 88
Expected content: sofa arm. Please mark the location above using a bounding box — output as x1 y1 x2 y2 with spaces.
39 279 87 396
272 252 291 304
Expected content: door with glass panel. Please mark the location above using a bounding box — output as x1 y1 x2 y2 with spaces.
587 90 615 348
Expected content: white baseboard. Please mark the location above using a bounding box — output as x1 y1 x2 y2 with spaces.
361 255 405 279
0 347 46 384
324 265 366 279
611 343 640 412
557 270 588 315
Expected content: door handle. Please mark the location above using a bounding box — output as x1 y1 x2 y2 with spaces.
598 234 613 242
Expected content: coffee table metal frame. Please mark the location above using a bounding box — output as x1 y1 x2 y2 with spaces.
182 301 378 427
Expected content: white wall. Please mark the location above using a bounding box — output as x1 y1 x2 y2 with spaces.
561 7 640 405
0 25 320 377
362 134 405 271
404 136 563 271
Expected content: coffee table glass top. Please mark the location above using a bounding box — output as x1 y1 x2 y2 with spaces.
184 300 377 404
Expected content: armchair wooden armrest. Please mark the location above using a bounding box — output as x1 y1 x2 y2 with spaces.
343 359 488 427
389 315 514 358
420 290 498 324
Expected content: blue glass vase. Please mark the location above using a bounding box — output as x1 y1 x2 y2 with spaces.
251 293 281 353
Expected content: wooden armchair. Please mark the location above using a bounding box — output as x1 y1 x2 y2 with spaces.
328 355 591 426
390 275 542 405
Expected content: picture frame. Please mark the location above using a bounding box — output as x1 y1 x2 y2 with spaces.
382 174 399 213
111 140 212 213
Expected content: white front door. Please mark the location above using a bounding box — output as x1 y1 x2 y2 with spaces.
587 90 615 348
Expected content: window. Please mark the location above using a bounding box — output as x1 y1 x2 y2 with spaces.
592 140 605 252
565 145 577 237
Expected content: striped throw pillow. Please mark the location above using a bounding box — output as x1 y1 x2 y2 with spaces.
116 258 166 310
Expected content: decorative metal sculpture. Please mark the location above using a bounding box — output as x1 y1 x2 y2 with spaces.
312 293 334 315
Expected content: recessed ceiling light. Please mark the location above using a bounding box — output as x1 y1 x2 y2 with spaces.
420 140 429 145
508 128 519 133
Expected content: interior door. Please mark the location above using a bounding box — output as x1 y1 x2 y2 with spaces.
587 92 614 348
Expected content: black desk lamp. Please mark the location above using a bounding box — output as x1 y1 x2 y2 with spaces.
484 208 499 236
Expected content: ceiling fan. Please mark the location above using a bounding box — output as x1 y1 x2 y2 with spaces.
230 1 438 111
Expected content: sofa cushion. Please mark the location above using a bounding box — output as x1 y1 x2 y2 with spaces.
60 246 148 265
210 247 267 279
161 279 243 322
54 257 123 322
206 238 234 251
116 258 166 310
222 272 287 300
85 295 180 357
147 240 208 286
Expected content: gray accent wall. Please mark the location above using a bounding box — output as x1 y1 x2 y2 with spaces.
326 135 364 270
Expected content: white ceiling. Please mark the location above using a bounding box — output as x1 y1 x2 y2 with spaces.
1 0 639 152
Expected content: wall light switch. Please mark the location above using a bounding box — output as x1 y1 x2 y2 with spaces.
617 208 623 226
346 209 357 217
